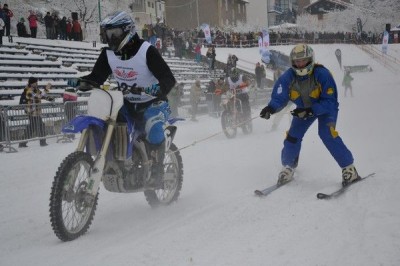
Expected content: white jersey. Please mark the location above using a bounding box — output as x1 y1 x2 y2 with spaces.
106 42 159 103
228 74 249 94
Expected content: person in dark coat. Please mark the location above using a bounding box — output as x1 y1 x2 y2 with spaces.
1 4 13 36
17 18 30 37
44 12 54 39
255 62 262 89
59 16 67 40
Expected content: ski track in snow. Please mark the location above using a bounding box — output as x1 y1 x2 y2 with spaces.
1 41 400 266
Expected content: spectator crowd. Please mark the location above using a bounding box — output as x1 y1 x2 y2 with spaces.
0 3 83 42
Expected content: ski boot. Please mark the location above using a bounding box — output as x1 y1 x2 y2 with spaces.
145 141 166 189
277 165 294 185
342 164 361 187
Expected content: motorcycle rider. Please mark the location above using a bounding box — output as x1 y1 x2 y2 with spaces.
69 11 176 188
224 67 251 120
259 44 360 186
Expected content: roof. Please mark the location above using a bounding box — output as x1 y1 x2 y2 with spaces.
304 0 347 15
391 25 400 31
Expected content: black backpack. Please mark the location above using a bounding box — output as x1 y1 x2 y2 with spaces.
19 88 27 105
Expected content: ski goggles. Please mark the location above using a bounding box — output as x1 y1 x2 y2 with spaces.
101 28 124 42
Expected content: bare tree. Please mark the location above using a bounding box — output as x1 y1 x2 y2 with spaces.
296 0 400 33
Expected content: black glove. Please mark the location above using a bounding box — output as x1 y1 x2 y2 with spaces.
260 106 274 120
291 108 314 119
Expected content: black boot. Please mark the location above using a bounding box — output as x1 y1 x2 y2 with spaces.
19 142 28 148
146 141 166 189
40 139 48 146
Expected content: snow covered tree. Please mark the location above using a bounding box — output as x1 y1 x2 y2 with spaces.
296 0 400 33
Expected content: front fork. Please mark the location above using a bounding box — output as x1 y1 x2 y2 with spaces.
77 122 116 197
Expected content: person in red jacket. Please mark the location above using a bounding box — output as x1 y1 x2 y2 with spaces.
27 10 38 38
72 19 82 41
66 18 72 40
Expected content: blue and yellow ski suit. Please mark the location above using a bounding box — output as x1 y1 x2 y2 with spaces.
267 65 353 168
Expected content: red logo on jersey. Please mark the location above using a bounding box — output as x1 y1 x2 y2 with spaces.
114 69 138 80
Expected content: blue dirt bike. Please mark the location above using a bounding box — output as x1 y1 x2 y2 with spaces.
49 86 183 241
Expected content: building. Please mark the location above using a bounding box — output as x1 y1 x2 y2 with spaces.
304 0 348 20
130 0 166 29
245 0 268 28
165 0 248 30
266 0 312 27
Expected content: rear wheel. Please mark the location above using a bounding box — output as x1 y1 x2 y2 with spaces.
221 110 237 138
49 151 98 241
144 143 183 207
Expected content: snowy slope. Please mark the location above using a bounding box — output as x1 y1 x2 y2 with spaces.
1 43 400 266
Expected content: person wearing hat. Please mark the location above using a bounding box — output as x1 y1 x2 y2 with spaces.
19 77 54 148
17 17 30 37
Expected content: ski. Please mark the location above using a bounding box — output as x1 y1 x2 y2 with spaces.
254 179 292 197
316 173 375 200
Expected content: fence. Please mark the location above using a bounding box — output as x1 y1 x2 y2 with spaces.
0 101 87 152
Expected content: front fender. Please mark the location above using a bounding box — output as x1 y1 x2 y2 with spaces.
62 115 106 133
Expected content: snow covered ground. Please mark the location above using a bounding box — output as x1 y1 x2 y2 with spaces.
1 41 400 266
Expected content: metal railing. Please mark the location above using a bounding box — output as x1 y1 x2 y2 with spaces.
0 101 87 152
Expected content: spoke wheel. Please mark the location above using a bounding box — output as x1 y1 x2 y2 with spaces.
144 143 183 207
49 151 98 241
221 110 237 138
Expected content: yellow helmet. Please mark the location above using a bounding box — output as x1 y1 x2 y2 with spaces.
290 44 315 76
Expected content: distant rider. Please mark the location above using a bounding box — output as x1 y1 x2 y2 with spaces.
225 67 251 120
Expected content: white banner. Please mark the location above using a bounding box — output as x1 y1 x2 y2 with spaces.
259 29 271 64
201 23 212 44
262 29 270 48
258 35 263 53
382 31 389 55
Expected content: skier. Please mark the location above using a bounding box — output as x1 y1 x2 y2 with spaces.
259 44 360 186
342 69 354 97
68 11 176 188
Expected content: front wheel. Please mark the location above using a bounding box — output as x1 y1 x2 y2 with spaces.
144 143 183 207
241 119 253 135
221 110 237 139
49 151 98 241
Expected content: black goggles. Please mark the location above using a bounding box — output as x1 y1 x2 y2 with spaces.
101 28 124 41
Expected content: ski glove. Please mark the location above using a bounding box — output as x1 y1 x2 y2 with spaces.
260 106 274 120
291 108 314 119
67 78 79 88
144 84 162 97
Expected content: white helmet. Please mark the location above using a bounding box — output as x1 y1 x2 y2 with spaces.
100 11 136 52
290 44 315 76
